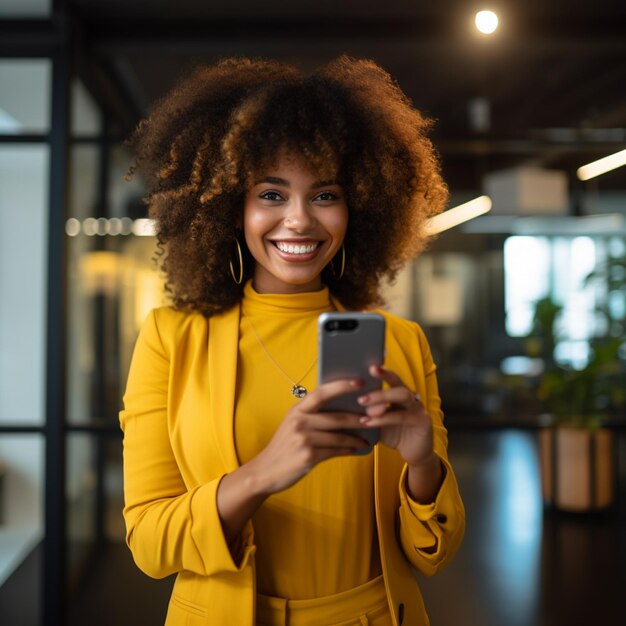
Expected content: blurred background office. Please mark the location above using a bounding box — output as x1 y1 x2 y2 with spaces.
0 1 625 625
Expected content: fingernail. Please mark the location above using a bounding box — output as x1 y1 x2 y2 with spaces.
358 394 369 404
359 416 371 424
349 379 364 388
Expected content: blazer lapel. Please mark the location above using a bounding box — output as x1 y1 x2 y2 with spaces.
208 303 242 472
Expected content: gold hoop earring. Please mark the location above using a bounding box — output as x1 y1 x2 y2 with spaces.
229 238 244 285
331 245 345 280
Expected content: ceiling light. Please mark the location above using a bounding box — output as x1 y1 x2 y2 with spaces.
475 10 499 35
65 218 81 237
132 218 156 236
576 149 626 181
83 217 97 236
426 195 492 235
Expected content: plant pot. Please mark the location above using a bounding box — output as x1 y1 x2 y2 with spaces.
539 426 614 512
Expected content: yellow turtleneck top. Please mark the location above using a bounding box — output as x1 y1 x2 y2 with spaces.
235 281 381 599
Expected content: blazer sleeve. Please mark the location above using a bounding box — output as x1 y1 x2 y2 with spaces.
119 309 255 579
397 325 465 576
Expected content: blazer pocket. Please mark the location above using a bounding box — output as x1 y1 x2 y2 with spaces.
170 592 209 618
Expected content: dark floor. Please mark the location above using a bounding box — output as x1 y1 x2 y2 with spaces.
2 429 625 625
418 429 626 626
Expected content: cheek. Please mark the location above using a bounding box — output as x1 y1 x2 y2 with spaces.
326 206 349 237
242 206 268 247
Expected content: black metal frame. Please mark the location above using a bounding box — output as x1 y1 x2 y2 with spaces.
0 13 58 626
43 37 70 626
0 2 130 624
0 4 71 625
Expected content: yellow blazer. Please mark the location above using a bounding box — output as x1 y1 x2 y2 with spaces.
120 303 464 626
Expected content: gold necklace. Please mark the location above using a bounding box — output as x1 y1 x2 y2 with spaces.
244 315 317 398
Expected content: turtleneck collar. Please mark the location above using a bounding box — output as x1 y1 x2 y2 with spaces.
242 280 333 318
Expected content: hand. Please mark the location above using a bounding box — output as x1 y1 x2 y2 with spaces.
356 365 443 502
249 379 372 495
356 365 435 468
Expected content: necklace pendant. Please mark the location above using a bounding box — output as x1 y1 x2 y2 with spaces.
291 384 308 398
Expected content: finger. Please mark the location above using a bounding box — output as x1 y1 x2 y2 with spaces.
301 378 364 411
359 404 430 427
308 412 370 431
368 364 408 389
357 385 416 409
290 411 368 432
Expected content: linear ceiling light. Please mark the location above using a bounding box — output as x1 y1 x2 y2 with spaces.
425 195 492 235
576 148 626 181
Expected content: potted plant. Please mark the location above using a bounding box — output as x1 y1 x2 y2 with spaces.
526 293 625 512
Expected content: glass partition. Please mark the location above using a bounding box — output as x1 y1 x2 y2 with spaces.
0 144 49 425
0 54 50 622
0 0 51 18
0 60 51 134
66 433 97 587
0 433 44 625
71 79 102 137
65 140 165 426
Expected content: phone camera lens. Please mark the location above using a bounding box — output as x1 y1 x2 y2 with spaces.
325 319 359 332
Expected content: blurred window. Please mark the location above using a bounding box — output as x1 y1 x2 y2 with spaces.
0 0 50 18
0 60 51 134
503 236 551 336
504 235 599 368
0 432 44 622
71 79 102 137
0 54 50 611
0 145 49 426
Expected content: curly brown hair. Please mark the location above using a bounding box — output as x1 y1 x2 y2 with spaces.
127 55 448 316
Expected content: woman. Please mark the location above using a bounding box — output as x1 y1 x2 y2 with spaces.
121 56 464 626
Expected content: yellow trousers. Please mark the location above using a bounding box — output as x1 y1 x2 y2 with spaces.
256 575 393 626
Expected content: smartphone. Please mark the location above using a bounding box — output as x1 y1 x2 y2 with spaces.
318 312 386 453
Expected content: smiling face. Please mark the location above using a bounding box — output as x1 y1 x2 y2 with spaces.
243 151 348 294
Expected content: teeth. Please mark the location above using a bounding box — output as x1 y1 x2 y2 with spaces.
275 242 319 254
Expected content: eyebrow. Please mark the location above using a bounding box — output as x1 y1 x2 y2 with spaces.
254 176 340 188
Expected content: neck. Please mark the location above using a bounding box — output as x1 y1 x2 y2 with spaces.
251 277 324 295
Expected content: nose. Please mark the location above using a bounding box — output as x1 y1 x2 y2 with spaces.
284 198 316 231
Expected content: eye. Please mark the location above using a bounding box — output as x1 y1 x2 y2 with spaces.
315 191 339 202
259 190 284 201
